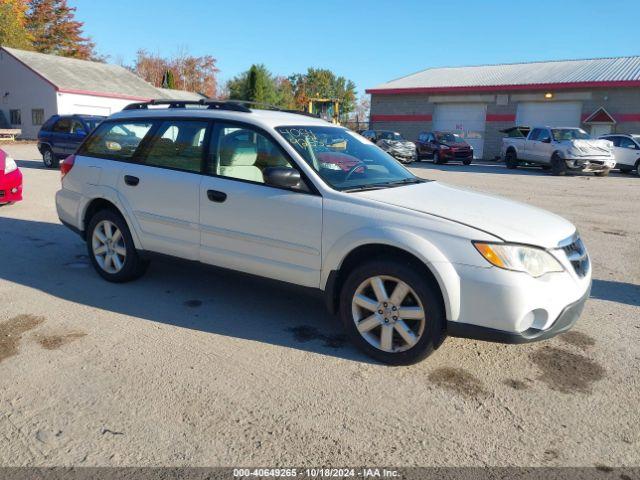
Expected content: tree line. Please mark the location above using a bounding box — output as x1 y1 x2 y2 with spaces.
0 0 368 118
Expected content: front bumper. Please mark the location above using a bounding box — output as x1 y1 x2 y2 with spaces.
565 157 615 172
0 169 23 204
448 284 590 344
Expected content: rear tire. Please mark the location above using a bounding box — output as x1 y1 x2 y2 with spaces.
551 154 567 176
339 260 445 365
505 150 518 169
86 209 149 283
42 146 59 169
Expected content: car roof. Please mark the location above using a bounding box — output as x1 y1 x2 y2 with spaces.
109 106 333 130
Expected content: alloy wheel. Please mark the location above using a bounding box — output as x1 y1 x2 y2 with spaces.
351 275 426 353
43 150 53 167
92 220 127 274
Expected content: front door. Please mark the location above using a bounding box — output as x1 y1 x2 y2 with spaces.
199 121 322 288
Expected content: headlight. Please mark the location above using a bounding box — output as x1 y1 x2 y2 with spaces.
473 242 564 277
4 156 18 174
440 145 450 150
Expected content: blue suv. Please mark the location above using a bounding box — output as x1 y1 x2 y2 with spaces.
37 115 105 168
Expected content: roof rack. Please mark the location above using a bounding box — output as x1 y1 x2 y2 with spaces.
122 98 320 118
226 100 321 118
122 99 251 112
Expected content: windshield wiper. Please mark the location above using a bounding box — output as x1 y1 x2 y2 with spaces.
342 185 390 192
342 178 425 193
382 178 426 186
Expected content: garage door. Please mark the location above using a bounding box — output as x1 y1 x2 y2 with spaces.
71 104 112 116
516 102 581 128
433 103 487 159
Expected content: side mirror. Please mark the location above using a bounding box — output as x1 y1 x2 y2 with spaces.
263 167 302 189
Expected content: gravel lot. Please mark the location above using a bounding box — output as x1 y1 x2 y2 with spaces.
1 143 639 467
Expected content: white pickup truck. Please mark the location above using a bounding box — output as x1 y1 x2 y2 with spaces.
501 126 616 176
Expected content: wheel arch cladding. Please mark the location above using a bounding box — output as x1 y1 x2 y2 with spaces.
323 230 460 322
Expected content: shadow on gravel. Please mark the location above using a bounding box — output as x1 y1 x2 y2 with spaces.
591 279 640 307
0 217 373 363
15 159 46 170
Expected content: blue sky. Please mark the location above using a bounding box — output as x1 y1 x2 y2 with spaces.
69 0 640 96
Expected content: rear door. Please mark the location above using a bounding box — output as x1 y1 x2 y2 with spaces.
116 119 209 260
199 121 322 287
51 117 72 156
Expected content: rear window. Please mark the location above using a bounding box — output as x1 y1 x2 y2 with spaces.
79 121 153 160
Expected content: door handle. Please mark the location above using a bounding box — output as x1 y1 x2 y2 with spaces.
124 175 139 186
207 189 227 203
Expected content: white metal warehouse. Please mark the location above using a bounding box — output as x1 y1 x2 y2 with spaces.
0 47 204 138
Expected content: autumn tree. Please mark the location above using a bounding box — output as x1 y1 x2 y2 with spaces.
0 0 31 49
25 0 99 60
133 49 219 98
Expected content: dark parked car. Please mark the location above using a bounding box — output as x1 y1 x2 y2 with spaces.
416 131 473 165
37 114 105 168
360 129 416 164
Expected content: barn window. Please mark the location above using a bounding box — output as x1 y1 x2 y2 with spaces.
32 109 44 126
9 109 21 125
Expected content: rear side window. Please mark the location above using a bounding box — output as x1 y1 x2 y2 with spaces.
80 121 153 160
141 120 208 173
528 128 541 141
53 118 71 133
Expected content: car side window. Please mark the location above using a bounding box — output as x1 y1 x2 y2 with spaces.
80 121 154 160
618 137 636 149
70 120 85 134
141 120 208 173
528 128 541 141
53 118 71 134
208 122 296 185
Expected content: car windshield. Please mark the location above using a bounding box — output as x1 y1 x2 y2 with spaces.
436 133 465 144
551 128 591 141
378 131 403 141
276 126 422 191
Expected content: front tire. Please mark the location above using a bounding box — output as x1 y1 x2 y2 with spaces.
462 158 472 166
433 152 446 164
339 260 445 365
505 150 518 169
551 154 567 176
86 209 149 283
42 147 59 169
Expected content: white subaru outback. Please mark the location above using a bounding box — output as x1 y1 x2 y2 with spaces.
56 100 592 365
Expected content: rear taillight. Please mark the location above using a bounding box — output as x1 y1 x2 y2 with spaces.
61 155 75 180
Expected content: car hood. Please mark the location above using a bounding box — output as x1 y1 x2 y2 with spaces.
356 181 575 248
563 139 613 155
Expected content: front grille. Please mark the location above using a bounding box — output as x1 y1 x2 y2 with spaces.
561 237 589 277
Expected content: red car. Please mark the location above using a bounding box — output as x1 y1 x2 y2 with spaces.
416 131 474 165
0 149 22 205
